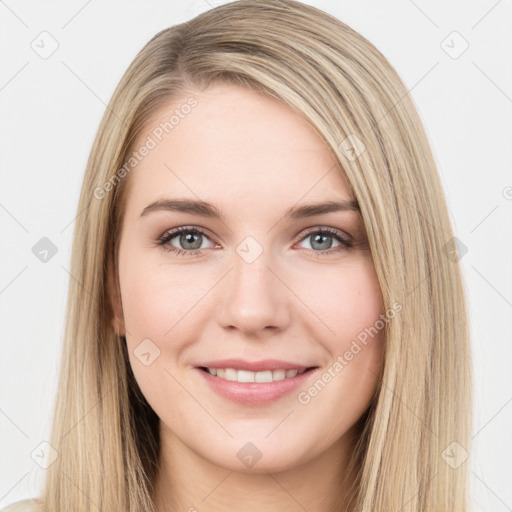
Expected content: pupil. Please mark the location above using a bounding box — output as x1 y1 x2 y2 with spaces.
312 233 331 250
181 232 202 250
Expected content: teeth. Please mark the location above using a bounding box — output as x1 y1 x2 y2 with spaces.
206 367 306 382
238 370 255 383
272 369 285 381
224 368 237 381
255 370 272 383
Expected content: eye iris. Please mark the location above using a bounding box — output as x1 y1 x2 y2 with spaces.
311 233 332 250
180 232 202 250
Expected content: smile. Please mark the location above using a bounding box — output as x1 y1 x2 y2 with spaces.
199 367 309 383
195 364 319 405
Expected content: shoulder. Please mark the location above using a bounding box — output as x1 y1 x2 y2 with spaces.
0 499 40 512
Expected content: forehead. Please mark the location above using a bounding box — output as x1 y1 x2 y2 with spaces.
124 83 353 217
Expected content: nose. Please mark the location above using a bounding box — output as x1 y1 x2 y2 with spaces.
215 248 291 336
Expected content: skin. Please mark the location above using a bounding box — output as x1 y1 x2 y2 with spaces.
110 82 385 512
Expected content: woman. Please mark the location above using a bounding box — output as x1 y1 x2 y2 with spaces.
3 0 472 510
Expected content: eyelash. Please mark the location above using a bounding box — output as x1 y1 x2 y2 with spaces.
156 226 353 258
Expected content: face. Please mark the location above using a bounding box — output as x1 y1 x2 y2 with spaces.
111 82 385 473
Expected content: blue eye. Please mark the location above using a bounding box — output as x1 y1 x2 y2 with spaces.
157 226 213 256
296 228 352 256
156 226 352 257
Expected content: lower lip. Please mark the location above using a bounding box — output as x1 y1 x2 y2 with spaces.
195 367 318 405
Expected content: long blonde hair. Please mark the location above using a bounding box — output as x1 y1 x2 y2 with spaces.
40 1 472 510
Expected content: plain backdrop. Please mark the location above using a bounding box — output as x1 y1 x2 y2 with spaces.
1 1 511 510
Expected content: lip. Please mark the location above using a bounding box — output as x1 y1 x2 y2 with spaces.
194 358 313 372
194 359 319 405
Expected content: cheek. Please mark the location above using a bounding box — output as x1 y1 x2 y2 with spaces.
119 249 198 340
304 257 384 344
118 247 217 406
119 255 193 416
297 257 385 399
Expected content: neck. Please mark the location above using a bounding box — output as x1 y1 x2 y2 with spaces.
152 422 361 512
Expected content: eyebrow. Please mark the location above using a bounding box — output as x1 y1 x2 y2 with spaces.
139 198 360 221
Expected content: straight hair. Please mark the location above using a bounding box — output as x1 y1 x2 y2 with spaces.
39 1 472 510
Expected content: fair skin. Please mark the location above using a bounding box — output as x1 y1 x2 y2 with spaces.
111 82 385 512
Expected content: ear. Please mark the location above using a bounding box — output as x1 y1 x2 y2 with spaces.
107 255 126 337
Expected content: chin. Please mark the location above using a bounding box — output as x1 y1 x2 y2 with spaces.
197 436 312 474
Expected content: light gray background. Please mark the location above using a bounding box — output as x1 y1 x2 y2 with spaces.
1 1 511 510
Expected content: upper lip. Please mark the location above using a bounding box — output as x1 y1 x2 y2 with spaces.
195 358 316 372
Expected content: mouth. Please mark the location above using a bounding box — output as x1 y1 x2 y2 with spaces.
197 366 317 383
194 362 320 405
